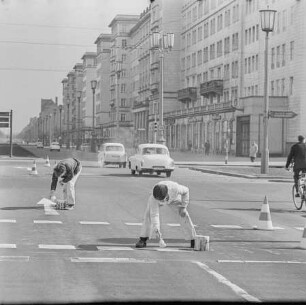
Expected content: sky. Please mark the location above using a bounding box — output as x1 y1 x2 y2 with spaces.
0 0 148 134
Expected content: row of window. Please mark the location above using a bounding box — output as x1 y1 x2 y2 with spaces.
271 41 294 69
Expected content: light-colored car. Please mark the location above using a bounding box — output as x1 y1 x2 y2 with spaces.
98 143 127 168
50 142 60 152
36 142 44 149
128 143 175 177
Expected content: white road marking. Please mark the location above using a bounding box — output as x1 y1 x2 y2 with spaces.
194 261 260 302
97 246 134 251
156 248 190 252
211 225 242 229
167 223 181 227
39 244 76 250
0 244 16 249
272 226 284 230
218 260 306 264
36 198 59 215
295 227 304 231
70 257 156 263
0 256 29 262
125 222 142 226
80 221 110 225
0 219 16 223
34 220 62 224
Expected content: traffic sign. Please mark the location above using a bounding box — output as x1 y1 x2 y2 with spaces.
269 110 297 119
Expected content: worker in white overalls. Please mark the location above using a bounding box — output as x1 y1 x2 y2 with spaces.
135 181 196 248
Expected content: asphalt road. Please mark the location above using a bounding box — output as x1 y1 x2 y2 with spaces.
1 155 306 303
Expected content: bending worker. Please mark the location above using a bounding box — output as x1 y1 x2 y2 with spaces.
135 181 196 248
49 158 82 210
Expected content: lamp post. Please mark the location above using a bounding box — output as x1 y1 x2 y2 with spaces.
151 31 174 145
53 109 56 141
76 91 82 150
59 105 62 146
66 100 70 149
259 7 276 174
49 113 52 146
90 80 97 153
115 61 122 142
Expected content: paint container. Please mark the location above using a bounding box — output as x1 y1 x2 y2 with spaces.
194 235 209 251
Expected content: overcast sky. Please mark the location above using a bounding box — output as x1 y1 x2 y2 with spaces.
0 0 148 134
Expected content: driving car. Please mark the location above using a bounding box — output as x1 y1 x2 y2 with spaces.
50 142 60 152
98 143 127 168
36 141 44 149
128 143 175 177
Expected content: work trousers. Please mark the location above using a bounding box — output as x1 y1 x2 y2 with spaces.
62 165 82 205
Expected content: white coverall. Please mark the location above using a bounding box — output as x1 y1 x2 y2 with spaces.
140 181 196 240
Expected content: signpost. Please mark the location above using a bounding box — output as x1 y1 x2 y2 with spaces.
269 110 297 119
0 111 13 157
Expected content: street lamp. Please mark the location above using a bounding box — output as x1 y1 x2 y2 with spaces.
90 80 97 153
76 91 82 150
116 61 122 142
151 31 174 145
66 100 70 149
59 105 63 146
53 109 56 141
259 7 276 174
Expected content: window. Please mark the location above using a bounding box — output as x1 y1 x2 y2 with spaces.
122 39 127 48
271 48 275 69
232 61 238 79
290 41 294 60
217 40 222 57
224 37 230 54
120 113 126 122
289 76 293 95
197 50 203 65
122 54 127 62
210 18 215 35
198 26 203 41
282 44 286 66
192 30 197 45
281 78 285 96
120 84 126 93
204 22 209 38
224 64 230 80
210 44 215 60
276 46 280 68
192 53 196 67
282 10 287 32
120 98 126 107
232 33 238 51
217 14 223 31
203 47 209 63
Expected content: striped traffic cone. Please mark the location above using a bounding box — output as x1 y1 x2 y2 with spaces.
44 155 51 167
300 223 306 249
253 196 274 230
29 160 38 175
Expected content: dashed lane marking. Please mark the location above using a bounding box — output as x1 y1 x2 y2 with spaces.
0 256 29 262
125 222 142 226
97 246 134 251
295 227 304 231
39 244 76 250
193 261 260 302
70 257 157 263
34 220 62 224
211 225 243 229
167 223 181 227
0 244 16 249
80 221 110 225
0 219 16 223
218 260 306 264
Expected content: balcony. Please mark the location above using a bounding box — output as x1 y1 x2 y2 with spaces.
178 87 197 102
150 62 159 71
150 82 159 93
200 80 223 97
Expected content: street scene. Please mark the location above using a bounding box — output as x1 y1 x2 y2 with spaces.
1 0 306 303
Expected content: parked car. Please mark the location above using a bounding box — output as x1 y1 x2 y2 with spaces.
98 143 127 168
128 143 175 177
50 142 60 152
36 142 44 149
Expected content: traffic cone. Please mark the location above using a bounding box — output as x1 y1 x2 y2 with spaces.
44 155 51 167
29 160 38 175
253 196 274 230
299 223 306 249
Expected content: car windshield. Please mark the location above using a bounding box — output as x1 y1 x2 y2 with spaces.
105 146 123 152
141 147 168 155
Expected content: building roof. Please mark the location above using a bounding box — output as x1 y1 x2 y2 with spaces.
108 14 139 28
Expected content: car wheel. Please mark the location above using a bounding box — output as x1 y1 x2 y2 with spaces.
131 169 136 175
166 171 171 177
156 172 161 175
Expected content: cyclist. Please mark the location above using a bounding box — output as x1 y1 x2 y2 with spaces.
286 135 306 197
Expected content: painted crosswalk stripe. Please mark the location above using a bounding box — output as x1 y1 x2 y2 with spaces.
0 219 16 223
0 256 29 262
167 223 181 227
0 244 16 249
125 223 142 226
211 225 242 229
39 244 76 250
70 257 156 263
34 220 62 224
97 246 134 251
80 221 110 225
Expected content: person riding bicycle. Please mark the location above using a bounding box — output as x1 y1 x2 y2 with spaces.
286 135 306 197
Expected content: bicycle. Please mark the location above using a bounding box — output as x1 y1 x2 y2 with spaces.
292 172 306 210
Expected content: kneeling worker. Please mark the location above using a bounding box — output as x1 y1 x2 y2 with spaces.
135 181 196 248
49 158 82 210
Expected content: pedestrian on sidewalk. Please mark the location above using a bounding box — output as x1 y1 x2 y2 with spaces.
49 158 82 210
286 135 306 197
249 141 258 162
135 181 196 249
204 140 210 156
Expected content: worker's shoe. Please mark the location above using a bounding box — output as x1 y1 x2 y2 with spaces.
135 237 148 248
190 239 195 248
295 193 300 198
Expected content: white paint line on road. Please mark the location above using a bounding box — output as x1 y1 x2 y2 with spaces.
167 223 181 227
0 244 16 249
0 256 29 262
0 219 16 223
44 204 59 216
34 220 62 224
218 260 306 264
295 227 304 231
125 222 142 226
70 257 156 263
193 261 260 302
80 221 110 225
211 225 243 229
156 248 190 252
97 246 134 251
272 226 285 230
39 244 76 250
